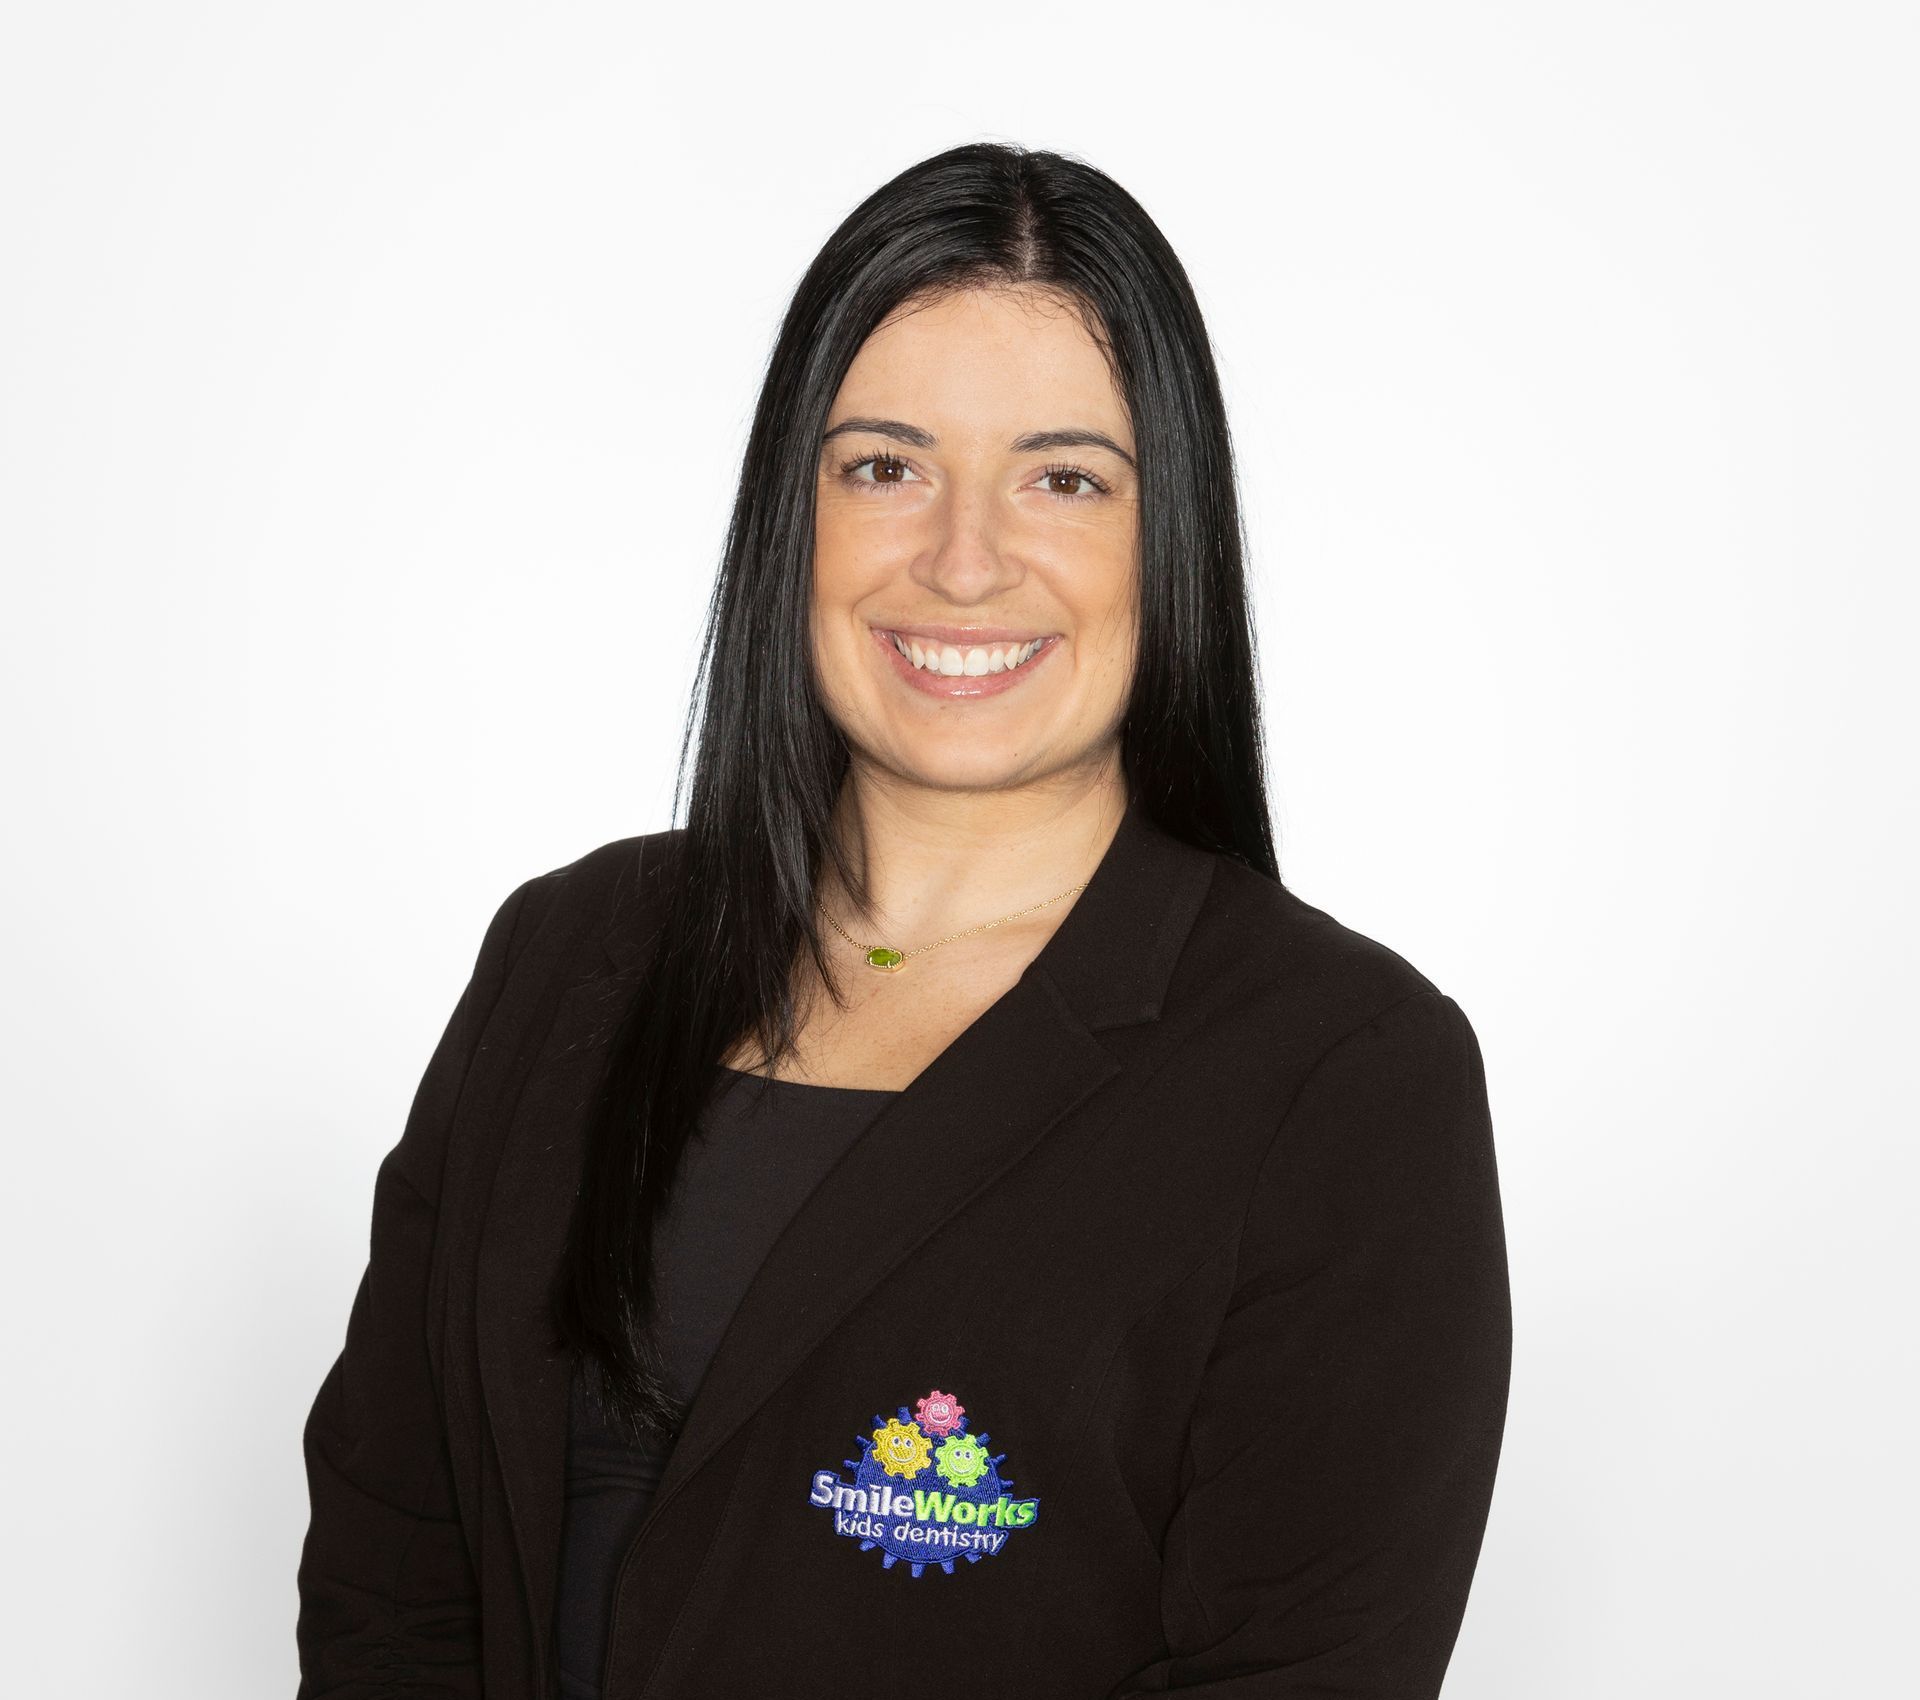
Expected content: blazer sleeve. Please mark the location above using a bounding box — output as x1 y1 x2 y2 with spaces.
295 875 536 1699
1114 988 1512 1697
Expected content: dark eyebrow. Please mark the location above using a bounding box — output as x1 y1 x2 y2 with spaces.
820 416 1137 471
1011 428 1137 470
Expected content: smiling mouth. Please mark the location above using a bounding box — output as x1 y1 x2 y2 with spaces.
877 629 1056 678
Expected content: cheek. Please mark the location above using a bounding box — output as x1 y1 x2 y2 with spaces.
1062 544 1140 667
812 504 856 596
813 496 906 603
806 546 880 717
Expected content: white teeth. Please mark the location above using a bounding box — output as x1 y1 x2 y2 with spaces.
888 633 1047 674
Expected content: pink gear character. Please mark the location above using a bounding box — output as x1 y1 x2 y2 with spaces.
915 1389 966 1437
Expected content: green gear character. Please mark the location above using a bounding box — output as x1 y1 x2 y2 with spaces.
935 1429 992 1489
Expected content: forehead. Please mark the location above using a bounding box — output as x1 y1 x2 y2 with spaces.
832 286 1130 442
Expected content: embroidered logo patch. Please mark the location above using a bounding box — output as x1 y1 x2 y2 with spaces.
806 1387 1041 1576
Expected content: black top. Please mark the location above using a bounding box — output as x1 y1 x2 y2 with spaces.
553 1066 900 1700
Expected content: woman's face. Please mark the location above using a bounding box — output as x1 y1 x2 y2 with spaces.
811 285 1140 797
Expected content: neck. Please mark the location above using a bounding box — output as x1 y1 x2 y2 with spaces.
821 754 1130 943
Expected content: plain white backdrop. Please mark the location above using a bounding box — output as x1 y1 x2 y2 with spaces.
3 4 1913 1694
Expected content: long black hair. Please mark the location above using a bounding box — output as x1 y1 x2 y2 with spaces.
551 140 1279 1445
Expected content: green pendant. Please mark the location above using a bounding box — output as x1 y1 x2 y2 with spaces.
864 946 906 972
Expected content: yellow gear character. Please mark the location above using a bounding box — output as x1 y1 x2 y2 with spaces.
871 1416 933 1481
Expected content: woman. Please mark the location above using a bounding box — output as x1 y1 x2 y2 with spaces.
297 142 1511 1699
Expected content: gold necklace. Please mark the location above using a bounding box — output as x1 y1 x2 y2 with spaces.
820 878 1091 973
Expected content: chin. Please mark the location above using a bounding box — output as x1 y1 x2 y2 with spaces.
882 743 1050 794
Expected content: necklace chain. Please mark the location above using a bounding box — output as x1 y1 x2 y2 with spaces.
820 877 1090 971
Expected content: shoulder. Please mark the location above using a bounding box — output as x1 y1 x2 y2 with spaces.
1186 852 1475 1082
1191 858 1496 1221
488 825 687 977
523 824 683 912
1200 854 1443 1016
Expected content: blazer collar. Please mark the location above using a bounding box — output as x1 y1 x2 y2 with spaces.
476 790 1218 1657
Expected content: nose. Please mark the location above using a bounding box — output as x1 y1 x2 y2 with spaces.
911 479 1025 605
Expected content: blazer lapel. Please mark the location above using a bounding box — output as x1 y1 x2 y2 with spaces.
471 843 668 1667
471 796 1218 1658
468 992 606 1662
633 793 1217 1535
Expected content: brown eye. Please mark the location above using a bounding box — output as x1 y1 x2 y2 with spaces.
1037 463 1109 500
838 452 922 490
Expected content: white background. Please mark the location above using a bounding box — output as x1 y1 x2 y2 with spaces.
3 4 1913 1694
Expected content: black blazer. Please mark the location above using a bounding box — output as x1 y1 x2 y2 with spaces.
297 797 1511 1698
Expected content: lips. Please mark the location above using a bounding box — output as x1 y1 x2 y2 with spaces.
882 622 1052 646
871 626 1060 699
883 630 1045 677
